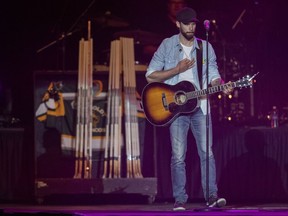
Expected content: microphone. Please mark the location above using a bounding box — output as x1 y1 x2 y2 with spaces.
204 20 210 31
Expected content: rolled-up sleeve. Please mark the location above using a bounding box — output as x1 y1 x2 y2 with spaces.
146 41 167 78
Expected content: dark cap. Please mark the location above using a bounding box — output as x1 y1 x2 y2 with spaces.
176 7 199 23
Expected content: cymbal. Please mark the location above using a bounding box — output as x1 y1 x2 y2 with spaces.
93 11 130 28
113 29 163 46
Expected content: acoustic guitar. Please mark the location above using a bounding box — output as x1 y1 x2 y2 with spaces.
141 73 258 126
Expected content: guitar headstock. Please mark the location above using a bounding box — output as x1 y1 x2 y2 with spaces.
235 72 259 88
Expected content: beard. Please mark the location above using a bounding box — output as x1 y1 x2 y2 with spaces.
180 28 195 41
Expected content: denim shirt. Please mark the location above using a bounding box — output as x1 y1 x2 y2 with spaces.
146 34 221 114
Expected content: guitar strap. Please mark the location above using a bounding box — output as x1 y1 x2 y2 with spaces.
196 39 203 90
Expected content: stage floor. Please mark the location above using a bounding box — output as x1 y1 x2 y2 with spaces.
1 202 288 215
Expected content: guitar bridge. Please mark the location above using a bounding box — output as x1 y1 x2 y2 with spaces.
162 93 169 111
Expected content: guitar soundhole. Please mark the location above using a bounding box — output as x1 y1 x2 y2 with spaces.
175 91 187 105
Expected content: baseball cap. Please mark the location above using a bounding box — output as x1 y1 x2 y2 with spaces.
176 7 199 24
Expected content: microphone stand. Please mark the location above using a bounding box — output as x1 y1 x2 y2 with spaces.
37 31 77 72
195 22 223 212
36 0 96 71
205 25 210 209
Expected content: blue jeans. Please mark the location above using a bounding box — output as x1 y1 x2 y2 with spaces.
169 108 218 203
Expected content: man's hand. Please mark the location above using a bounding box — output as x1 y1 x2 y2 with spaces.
223 81 233 95
211 78 233 95
177 58 195 73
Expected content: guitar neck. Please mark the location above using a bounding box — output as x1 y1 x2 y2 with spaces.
188 82 236 99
